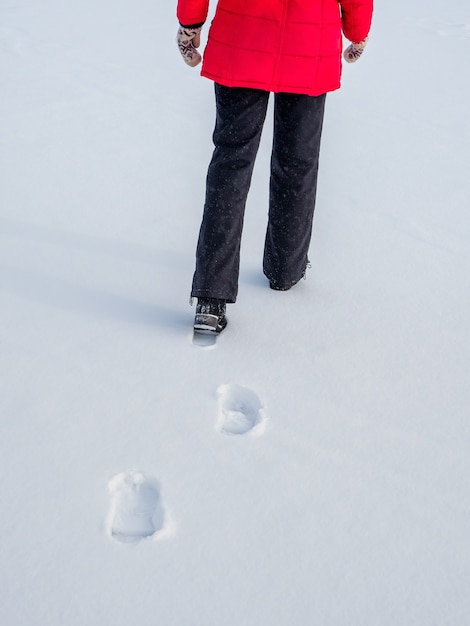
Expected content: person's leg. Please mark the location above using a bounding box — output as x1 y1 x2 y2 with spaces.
191 84 270 303
263 92 326 289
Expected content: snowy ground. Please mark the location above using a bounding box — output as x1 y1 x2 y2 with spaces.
1 1 470 624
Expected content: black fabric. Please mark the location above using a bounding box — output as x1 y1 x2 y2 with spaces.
179 22 205 29
191 84 326 303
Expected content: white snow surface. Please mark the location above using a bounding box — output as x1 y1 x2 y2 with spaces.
1 0 470 624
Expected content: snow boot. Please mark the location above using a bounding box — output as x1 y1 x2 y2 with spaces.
193 298 227 334
269 265 310 291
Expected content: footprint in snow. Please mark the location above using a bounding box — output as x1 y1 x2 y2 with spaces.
107 470 164 543
217 384 267 435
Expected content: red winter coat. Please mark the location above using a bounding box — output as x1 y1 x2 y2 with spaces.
177 0 373 96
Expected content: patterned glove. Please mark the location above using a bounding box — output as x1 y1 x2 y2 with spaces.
343 37 368 63
177 25 202 67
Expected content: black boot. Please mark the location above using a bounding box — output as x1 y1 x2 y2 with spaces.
193 298 227 334
269 264 310 291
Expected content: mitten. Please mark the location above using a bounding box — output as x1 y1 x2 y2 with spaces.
343 37 368 63
177 25 202 67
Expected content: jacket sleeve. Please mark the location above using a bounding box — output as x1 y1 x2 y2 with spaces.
339 0 373 43
177 0 210 26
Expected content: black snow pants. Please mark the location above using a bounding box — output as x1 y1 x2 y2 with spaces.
191 84 326 303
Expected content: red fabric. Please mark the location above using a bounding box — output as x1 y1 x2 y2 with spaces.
177 0 373 95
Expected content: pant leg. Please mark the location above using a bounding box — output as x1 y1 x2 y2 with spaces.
191 84 270 303
263 92 326 288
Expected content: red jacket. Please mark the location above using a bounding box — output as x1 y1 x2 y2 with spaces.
177 0 373 96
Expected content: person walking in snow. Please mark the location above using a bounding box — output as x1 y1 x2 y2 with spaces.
176 0 373 334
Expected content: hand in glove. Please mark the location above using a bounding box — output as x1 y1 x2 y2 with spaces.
343 37 368 63
177 25 202 67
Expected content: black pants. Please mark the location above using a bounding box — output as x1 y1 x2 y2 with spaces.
191 84 326 303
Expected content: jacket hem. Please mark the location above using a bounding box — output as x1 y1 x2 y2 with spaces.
201 69 339 97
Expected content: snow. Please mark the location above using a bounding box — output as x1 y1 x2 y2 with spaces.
216 384 267 436
1 0 470 624
107 470 167 543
